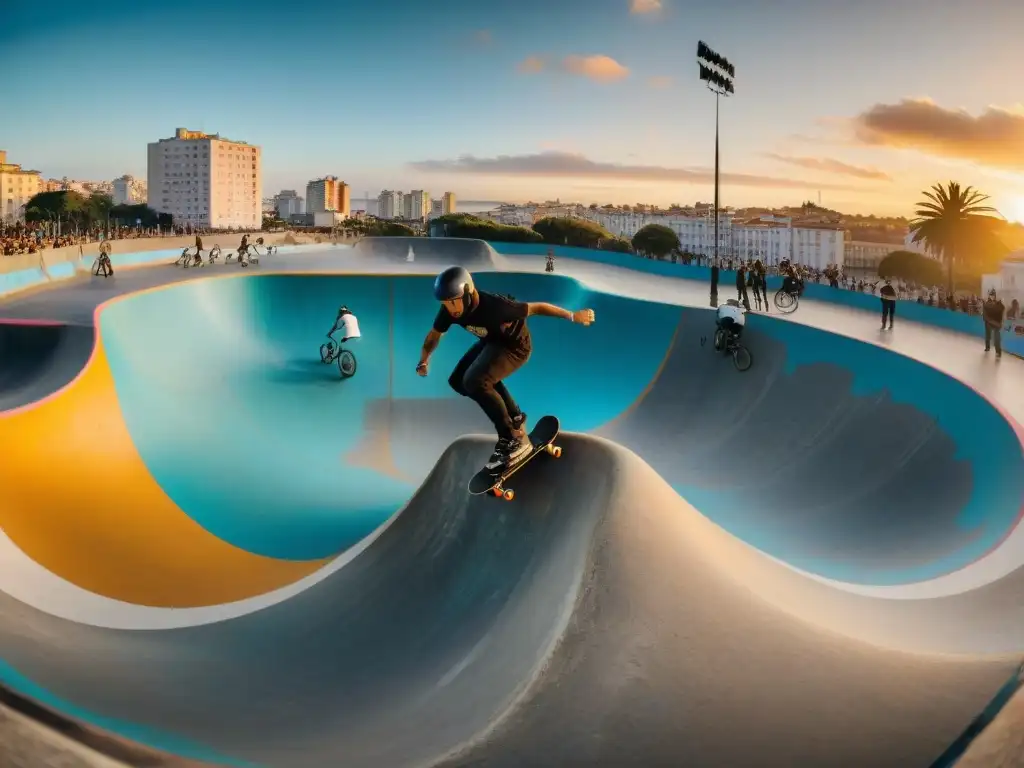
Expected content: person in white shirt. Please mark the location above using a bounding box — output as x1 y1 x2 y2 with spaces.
329 306 361 344
714 299 745 350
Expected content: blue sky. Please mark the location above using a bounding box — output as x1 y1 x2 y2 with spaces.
4 0 1024 218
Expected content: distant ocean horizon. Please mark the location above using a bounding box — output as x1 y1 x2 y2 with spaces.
350 199 504 216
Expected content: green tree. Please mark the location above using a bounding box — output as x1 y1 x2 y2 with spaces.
631 224 680 259
877 250 944 285
599 236 632 253
908 181 1009 294
109 203 163 228
532 216 612 248
24 190 90 230
88 193 114 231
432 213 542 243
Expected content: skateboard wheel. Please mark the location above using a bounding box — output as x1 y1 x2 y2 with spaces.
502 489 515 501
492 487 502 498
546 445 562 458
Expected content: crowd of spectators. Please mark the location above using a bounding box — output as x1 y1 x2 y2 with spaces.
678 253 1018 323
0 223 248 258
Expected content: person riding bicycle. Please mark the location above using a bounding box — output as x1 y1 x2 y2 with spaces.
780 260 803 296
328 305 361 345
237 234 250 262
417 265 595 473
714 298 745 350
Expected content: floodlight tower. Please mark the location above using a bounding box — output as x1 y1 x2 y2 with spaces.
696 40 735 269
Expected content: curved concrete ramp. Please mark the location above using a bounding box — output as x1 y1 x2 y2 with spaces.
0 268 1023 766
0 320 94 411
352 237 499 269
0 434 1013 768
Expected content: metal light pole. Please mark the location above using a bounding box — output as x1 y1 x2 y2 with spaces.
697 41 735 300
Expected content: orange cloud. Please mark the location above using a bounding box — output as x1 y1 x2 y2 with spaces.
562 55 630 83
648 75 672 89
630 0 662 12
763 153 892 181
853 98 1024 170
517 56 545 74
409 151 860 190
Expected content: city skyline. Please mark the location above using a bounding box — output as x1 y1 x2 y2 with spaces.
4 0 1024 221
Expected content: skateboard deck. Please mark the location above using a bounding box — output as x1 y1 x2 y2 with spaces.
468 415 561 501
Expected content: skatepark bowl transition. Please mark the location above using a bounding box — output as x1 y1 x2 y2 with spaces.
0 236 1023 768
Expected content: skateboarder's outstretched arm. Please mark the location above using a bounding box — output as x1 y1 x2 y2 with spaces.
416 328 444 376
526 303 596 326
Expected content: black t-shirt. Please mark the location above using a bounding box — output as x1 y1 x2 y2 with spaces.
433 291 529 347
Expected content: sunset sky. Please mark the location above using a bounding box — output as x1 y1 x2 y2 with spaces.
3 0 1024 220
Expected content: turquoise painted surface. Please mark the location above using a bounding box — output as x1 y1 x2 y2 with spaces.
488 241 1024 356
45 261 77 281
98 270 1021 580
0 267 46 297
676 315 1024 585
100 275 409 561
99 273 677 560
0 660 252 767
390 273 679 432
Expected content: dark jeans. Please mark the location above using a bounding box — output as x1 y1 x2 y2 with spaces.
736 282 751 311
985 324 1002 354
881 298 895 325
449 337 531 438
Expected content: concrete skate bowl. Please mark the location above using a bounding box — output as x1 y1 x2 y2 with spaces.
0 319 93 410
352 236 501 269
0 271 1022 767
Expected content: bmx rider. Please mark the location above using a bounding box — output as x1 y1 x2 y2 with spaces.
715 298 745 349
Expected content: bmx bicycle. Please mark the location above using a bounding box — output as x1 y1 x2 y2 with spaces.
319 335 358 378
92 252 114 278
773 279 803 314
712 325 753 372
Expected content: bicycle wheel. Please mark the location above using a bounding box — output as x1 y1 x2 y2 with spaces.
731 344 753 372
774 289 798 314
338 349 357 378
713 328 726 351
319 343 333 364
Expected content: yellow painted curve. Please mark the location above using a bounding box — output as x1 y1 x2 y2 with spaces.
0 339 331 608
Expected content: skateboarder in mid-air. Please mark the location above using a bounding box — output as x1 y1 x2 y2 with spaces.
417 265 595 472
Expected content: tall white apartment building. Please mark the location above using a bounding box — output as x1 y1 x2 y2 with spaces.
377 190 402 219
147 127 262 229
112 174 147 205
0 150 43 223
584 209 845 269
404 190 430 220
274 189 304 217
441 191 456 214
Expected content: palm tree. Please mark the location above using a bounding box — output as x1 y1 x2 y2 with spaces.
908 181 1007 298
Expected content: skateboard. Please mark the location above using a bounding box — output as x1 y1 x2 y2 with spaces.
468 415 562 502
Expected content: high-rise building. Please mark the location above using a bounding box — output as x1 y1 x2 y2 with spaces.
442 191 456 214
377 189 402 219
147 127 262 229
274 189 305 217
404 190 430 220
306 176 350 216
0 150 43 224
113 175 146 205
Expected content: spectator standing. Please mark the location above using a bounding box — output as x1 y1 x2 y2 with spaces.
983 289 1005 358
879 279 897 330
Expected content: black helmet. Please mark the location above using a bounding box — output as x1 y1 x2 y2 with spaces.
338 305 350 315
433 266 474 301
